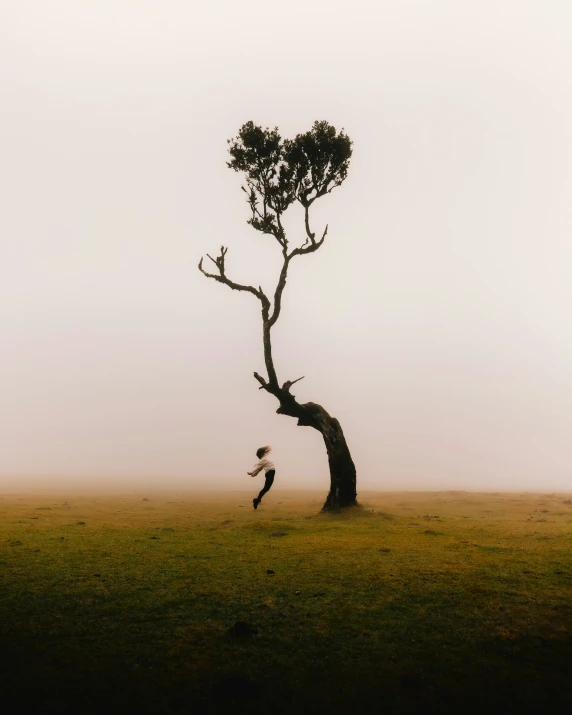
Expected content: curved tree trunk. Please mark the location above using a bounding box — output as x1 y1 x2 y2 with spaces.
320 415 357 509
252 317 358 510
295 402 357 510
254 360 358 509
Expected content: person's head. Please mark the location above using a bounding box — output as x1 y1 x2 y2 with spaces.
256 445 271 459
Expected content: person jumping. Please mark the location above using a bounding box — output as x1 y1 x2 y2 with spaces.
247 445 275 510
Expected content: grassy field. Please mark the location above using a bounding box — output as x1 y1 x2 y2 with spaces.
1 489 572 713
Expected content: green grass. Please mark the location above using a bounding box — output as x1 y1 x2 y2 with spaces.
1 489 572 713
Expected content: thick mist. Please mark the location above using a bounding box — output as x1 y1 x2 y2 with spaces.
1 1 571 493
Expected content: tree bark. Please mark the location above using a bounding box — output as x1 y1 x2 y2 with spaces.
293 401 357 510
320 415 358 510
253 373 358 510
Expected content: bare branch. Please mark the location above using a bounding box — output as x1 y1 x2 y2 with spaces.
267 255 290 328
198 247 270 311
268 211 328 330
253 372 269 390
255 371 305 398
276 213 287 251
289 224 328 259
304 205 316 244
282 376 304 392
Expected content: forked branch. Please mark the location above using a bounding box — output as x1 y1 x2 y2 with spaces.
253 372 305 393
267 220 328 330
291 222 328 258
199 245 270 313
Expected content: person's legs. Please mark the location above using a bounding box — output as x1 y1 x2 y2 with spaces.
254 470 275 506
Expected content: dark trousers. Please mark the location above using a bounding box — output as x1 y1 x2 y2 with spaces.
257 470 275 501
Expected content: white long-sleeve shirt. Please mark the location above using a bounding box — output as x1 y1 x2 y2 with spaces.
250 457 275 476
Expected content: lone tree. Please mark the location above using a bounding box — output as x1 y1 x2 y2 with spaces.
199 120 357 509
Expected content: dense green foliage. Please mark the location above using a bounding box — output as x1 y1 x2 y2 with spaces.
227 121 352 244
1 491 571 712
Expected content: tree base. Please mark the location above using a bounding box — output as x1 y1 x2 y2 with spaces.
321 493 359 511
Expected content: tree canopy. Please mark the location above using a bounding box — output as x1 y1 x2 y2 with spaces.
227 120 352 249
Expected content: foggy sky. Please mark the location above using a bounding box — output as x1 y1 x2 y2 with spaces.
1 1 571 492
